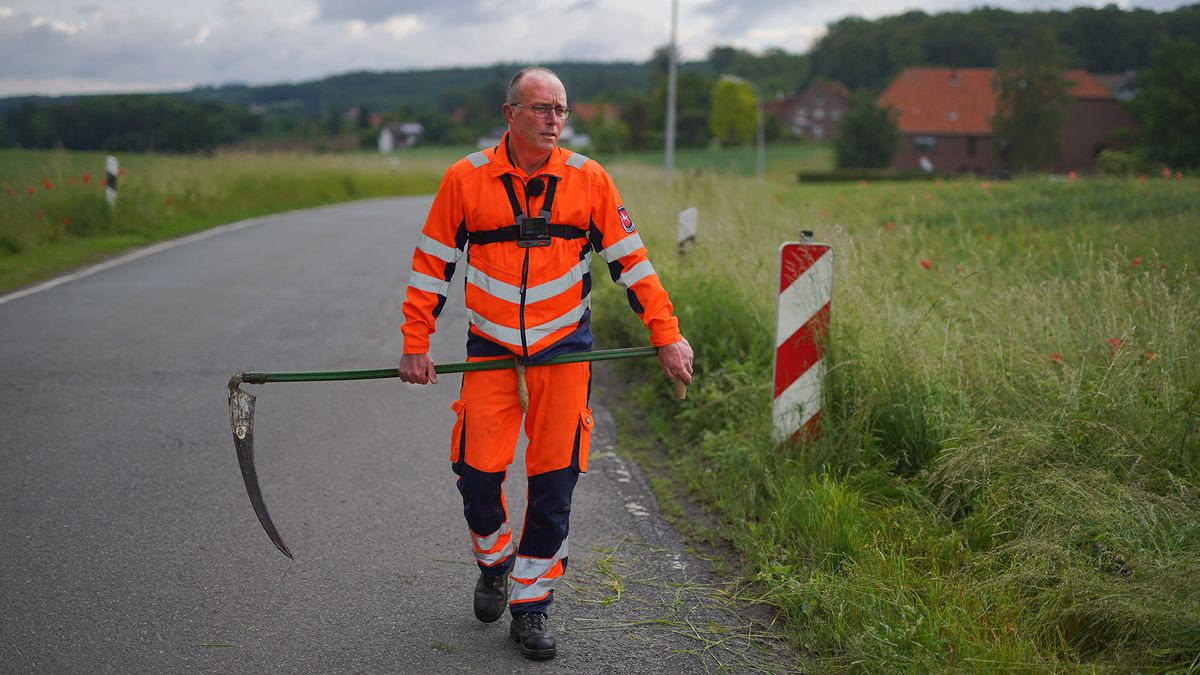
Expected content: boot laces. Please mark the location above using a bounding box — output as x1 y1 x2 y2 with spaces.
521 613 547 631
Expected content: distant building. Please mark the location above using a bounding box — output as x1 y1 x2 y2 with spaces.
878 67 1136 175
1093 70 1138 102
378 123 424 152
764 82 850 140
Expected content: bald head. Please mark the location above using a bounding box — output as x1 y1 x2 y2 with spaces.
506 67 565 105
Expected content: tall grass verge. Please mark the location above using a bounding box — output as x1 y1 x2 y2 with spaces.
594 165 1200 671
0 149 446 291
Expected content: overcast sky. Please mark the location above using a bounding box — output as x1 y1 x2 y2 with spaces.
0 0 1189 97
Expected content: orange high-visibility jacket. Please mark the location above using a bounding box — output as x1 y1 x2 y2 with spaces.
402 133 680 363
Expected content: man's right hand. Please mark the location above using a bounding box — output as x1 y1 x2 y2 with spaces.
399 353 438 385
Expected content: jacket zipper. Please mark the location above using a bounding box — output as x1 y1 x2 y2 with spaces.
518 175 535 362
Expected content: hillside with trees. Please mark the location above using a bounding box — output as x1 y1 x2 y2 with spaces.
1 4 1197 159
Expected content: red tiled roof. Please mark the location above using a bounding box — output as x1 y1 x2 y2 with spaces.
878 68 1114 135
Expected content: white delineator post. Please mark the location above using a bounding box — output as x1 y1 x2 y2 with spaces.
772 239 834 443
105 155 118 207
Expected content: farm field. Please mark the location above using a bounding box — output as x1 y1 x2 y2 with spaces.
596 166 1200 671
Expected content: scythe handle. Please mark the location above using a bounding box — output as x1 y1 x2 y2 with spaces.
236 346 663 385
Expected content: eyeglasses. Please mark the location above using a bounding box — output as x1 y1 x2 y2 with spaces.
510 103 572 120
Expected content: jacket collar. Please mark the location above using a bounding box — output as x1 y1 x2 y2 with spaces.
489 131 567 179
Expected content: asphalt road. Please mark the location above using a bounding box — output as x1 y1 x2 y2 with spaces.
0 197 799 673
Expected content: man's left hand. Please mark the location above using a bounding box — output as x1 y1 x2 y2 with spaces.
657 337 694 385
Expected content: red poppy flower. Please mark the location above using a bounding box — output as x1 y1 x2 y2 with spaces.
1045 353 1064 364
1161 167 1171 178
981 181 990 190
165 197 174 207
62 217 70 226
920 259 933 270
34 210 43 219
859 179 869 187
3 187 13 196
1132 257 1143 268
82 173 91 183
43 180 53 190
118 168 126 177
1067 171 1077 181
26 187 34 196
1175 172 1183 180
1107 338 1122 355
1145 351 1157 362
884 221 897 232
1137 175 1145 183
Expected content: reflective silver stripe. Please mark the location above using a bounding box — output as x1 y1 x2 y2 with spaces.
565 152 589 169
599 233 644 263
417 234 462 264
468 295 590 348
527 256 591 303
467 255 590 307
616 260 656 290
468 310 523 347
471 524 511 552
470 525 514 566
467 151 489 168
511 539 568 582
510 539 568 603
525 296 590 344
467 265 522 304
408 270 450 296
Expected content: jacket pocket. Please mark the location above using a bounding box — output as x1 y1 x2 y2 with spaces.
449 399 467 466
573 407 594 473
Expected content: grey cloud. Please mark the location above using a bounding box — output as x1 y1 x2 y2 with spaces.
695 0 800 33
315 0 502 24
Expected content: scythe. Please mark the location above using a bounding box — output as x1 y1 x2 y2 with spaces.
228 346 684 559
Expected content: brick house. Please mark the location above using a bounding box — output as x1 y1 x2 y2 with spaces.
878 67 1136 174
764 81 850 140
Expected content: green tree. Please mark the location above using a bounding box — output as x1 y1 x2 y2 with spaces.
1132 37 1200 168
991 28 1073 171
834 90 901 168
708 77 757 145
620 93 651 150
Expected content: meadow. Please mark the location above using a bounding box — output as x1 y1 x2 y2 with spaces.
0 148 450 291
596 166 1200 671
3 146 1196 670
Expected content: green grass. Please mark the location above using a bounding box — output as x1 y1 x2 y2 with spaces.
593 167 1200 672
592 142 832 181
0 148 446 291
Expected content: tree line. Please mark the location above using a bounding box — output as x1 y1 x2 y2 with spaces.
0 96 262 153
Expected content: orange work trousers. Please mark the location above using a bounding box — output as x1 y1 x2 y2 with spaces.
449 357 593 616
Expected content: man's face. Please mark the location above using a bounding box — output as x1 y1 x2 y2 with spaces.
504 73 567 157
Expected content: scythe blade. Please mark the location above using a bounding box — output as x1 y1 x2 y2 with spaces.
228 376 293 559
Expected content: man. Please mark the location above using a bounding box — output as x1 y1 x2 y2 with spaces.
399 66 693 661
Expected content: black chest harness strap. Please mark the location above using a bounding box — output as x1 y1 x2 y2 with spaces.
468 174 587 248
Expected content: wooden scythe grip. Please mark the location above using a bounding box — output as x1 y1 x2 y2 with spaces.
674 379 688 400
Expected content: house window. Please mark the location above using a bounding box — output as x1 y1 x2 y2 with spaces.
914 136 936 152
967 136 977 157
813 124 824 139
814 107 825 120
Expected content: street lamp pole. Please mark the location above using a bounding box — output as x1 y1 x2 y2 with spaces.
665 0 678 182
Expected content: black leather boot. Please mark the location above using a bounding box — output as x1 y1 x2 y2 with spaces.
473 570 508 623
509 612 556 660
